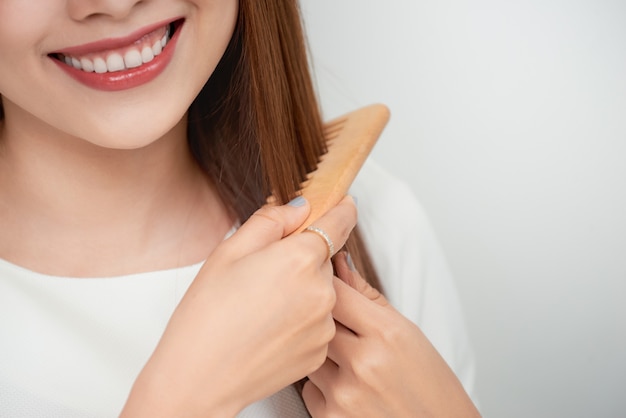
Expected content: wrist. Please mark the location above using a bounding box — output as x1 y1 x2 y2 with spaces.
120 360 239 418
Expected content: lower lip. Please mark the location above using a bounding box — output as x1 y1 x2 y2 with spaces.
51 24 182 92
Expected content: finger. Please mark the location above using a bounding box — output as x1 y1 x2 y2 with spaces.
297 196 357 264
332 276 389 337
326 321 358 366
307 357 339 393
302 379 326 417
334 252 388 307
221 197 310 257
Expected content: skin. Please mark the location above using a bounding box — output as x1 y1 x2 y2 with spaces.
0 0 480 416
122 197 357 417
0 0 238 276
0 0 237 150
304 253 481 417
0 1 352 415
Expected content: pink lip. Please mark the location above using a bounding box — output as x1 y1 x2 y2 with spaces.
50 18 183 92
53 18 180 56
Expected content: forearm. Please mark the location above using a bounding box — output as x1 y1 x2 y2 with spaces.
120 361 238 418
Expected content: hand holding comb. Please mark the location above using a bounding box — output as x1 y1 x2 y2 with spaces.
290 103 390 234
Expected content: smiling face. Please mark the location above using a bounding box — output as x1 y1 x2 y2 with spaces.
0 0 238 149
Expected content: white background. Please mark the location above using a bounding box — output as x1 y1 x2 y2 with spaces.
302 1 626 417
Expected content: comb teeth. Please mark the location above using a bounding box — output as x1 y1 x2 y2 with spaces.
300 116 349 189
323 117 348 142
290 104 390 234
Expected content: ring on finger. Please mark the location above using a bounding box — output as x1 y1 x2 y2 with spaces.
303 225 335 260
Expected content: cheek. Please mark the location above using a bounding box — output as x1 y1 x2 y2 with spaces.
199 0 239 50
185 0 239 91
0 1 60 47
0 1 61 94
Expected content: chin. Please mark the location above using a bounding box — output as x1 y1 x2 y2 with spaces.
81 122 183 151
77 105 188 151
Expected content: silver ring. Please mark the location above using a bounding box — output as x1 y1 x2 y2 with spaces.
304 226 335 260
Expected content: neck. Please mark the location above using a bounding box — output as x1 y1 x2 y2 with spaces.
0 114 232 277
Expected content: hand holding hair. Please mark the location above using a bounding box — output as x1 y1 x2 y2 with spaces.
303 252 481 417
121 196 357 418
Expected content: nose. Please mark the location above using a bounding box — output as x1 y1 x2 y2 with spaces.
66 0 145 21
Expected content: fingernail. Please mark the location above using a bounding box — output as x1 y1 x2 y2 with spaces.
346 252 356 271
287 196 307 207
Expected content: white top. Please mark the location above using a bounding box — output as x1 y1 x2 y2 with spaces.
0 160 475 417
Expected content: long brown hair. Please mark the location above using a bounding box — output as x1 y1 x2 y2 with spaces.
0 0 382 407
0 2 381 290
187 0 382 290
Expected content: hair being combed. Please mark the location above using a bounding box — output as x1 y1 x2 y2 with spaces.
187 0 382 290
0 1 381 290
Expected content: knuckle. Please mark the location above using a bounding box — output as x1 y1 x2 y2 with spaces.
331 381 359 411
377 320 404 344
286 239 320 268
351 347 385 382
301 244 322 266
280 245 306 270
277 245 320 280
297 235 329 263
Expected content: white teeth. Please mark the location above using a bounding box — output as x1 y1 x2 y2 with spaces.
61 26 172 73
93 57 107 73
106 53 125 72
152 40 162 56
141 46 154 63
124 49 143 69
80 58 94 72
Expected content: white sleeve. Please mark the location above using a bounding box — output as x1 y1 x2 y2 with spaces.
351 159 477 400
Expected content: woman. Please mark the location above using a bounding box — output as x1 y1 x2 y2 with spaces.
0 0 480 416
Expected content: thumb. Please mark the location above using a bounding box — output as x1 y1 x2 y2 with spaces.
222 196 311 258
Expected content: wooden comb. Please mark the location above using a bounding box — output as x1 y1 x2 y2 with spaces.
292 103 390 233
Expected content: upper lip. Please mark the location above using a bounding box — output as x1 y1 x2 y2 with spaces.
50 17 181 56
